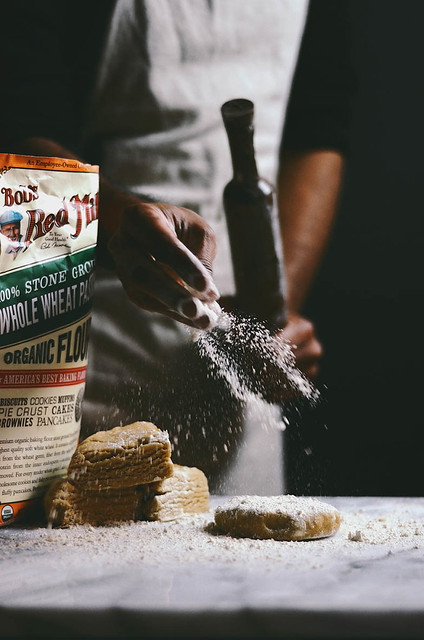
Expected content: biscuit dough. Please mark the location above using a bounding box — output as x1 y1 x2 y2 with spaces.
145 464 210 522
68 422 173 490
214 495 341 541
44 478 146 527
44 423 210 527
45 466 210 527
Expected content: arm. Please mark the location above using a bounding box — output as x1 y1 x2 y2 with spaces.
278 149 344 313
275 0 355 379
275 150 343 379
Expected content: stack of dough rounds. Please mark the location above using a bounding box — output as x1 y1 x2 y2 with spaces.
44 422 210 527
214 495 341 541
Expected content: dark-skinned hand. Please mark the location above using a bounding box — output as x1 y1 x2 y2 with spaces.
108 202 221 329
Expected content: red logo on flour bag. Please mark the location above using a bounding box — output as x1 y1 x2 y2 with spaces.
23 193 99 242
0 153 99 526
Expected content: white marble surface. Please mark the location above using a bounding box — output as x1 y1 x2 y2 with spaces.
1 496 424 639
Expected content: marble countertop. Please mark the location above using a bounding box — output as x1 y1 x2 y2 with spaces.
1 496 424 639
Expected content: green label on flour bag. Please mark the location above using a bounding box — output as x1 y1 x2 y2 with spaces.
0 153 99 526
0 248 96 348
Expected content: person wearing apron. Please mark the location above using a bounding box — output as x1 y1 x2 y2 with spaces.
2 1 352 494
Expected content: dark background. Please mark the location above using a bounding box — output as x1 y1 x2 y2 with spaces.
285 0 424 497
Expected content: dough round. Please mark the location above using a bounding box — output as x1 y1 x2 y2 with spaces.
214 495 341 541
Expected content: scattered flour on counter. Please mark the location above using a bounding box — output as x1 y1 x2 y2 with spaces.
1 499 424 573
348 530 363 542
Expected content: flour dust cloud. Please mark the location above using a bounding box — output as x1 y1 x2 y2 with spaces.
192 310 319 406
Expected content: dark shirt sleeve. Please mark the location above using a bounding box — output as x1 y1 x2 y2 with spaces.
280 0 356 156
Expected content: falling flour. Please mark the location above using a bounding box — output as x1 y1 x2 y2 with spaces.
84 309 319 493
191 310 318 405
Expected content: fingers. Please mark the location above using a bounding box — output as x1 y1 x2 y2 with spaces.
129 289 220 330
121 204 219 301
174 300 221 329
109 232 220 329
163 203 218 273
290 332 323 371
276 313 323 379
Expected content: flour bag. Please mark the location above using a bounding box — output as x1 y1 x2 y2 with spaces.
0 153 99 526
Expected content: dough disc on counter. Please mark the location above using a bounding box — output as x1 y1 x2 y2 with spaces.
214 495 341 541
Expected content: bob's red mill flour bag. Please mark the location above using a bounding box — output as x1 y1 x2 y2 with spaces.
0 153 99 526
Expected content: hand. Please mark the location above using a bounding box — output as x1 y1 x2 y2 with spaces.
219 297 323 381
108 202 221 329
276 311 323 380
217 298 322 403
253 311 322 404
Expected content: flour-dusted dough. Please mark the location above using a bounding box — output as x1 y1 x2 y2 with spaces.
43 478 149 527
144 464 210 522
68 422 173 490
45 464 210 527
214 495 341 541
45 422 211 527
